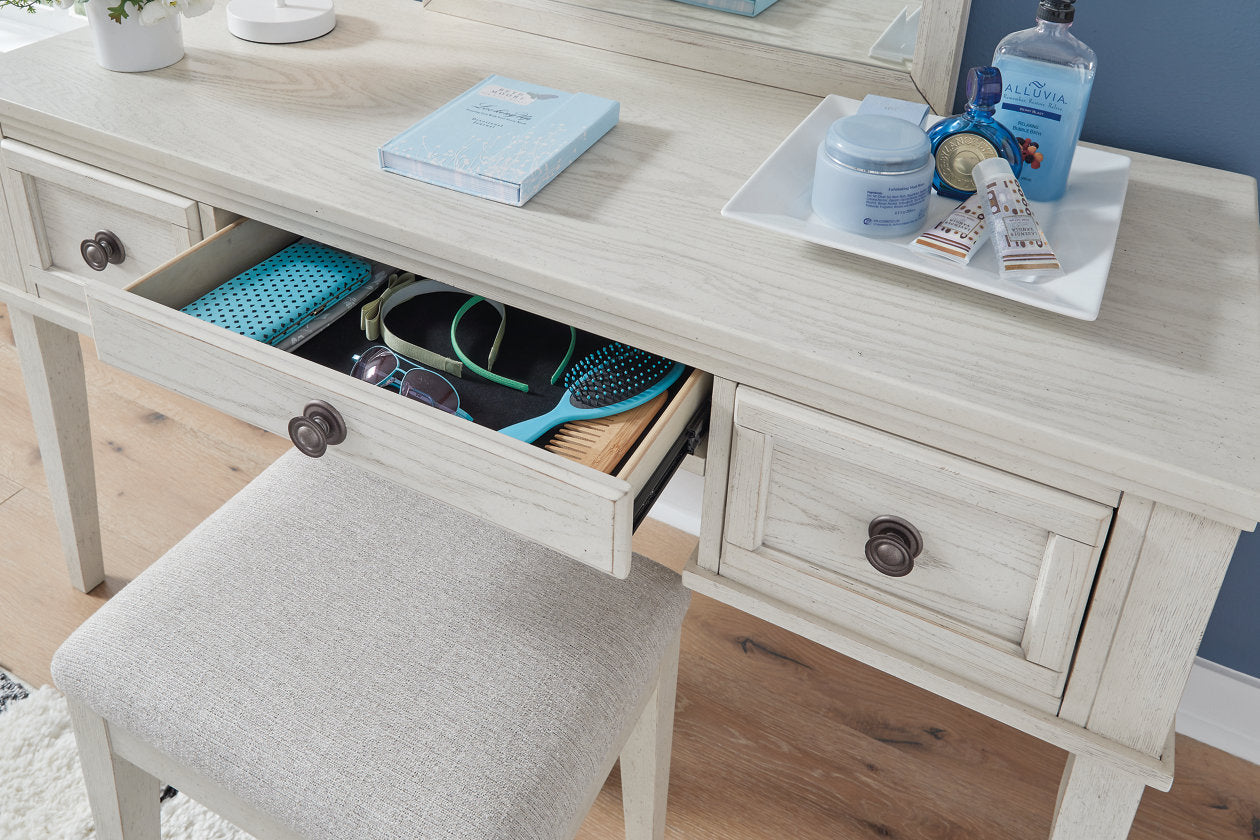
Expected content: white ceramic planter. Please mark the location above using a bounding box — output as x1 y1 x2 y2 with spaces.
84 1 184 72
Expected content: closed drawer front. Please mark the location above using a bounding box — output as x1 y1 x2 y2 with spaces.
721 387 1113 711
86 218 710 578
1 139 202 314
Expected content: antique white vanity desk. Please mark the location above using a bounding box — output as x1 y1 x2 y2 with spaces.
2 0 1258 837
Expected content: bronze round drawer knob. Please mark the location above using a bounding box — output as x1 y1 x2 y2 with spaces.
864 515 923 577
80 230 126 271
287 400 347 458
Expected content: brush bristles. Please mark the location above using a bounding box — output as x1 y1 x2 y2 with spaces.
566 343 675 408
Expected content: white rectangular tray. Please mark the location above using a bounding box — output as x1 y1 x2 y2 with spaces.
722 95 1132 320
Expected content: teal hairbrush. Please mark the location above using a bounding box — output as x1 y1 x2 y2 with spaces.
498 344 684 443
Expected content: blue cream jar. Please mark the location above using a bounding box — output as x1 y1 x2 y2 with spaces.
811 114 933 237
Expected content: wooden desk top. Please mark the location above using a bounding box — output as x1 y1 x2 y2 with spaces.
1 0 1257 525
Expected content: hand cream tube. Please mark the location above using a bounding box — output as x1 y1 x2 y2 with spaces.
972 157 1061 277
908 193 988 264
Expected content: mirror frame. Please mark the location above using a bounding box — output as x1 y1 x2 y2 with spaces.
422 0 971 115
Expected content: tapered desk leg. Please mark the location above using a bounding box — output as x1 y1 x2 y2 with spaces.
1049 499 1239 840
1049 754 1146 840
10 307 103 592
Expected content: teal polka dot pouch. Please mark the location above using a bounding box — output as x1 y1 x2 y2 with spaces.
180 242 372 346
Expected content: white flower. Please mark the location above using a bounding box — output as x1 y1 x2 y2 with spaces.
138 0 177 24
74 0 215 25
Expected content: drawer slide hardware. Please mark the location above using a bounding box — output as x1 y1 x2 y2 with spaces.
80 230 126 271
288 400 347 458
631 403 708 529
864 515 923 577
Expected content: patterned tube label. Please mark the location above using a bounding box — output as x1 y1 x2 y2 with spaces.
908 193 989 264
973 157 1062 277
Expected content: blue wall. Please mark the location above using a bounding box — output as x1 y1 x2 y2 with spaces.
957 0 1260 678
1202 534 1260 677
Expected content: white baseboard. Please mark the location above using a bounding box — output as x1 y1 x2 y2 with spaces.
647 469 704 537
1177 658 1260 765
648 476 1260 766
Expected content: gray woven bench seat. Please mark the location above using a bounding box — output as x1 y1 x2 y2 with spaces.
53 451 690 840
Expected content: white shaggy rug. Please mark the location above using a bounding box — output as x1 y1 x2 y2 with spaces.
0 673 254 839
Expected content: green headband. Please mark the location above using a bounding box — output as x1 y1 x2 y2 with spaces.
451 296 575 393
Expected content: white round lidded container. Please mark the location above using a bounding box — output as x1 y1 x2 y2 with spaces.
812 114 933 238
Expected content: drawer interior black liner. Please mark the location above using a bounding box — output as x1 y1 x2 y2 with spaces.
291 282 687 443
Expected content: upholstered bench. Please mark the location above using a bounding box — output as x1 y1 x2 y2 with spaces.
52 451 691 840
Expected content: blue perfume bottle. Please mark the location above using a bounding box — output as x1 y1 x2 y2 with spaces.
926 66 1022 200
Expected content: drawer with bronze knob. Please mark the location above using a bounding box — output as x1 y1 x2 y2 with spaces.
85 217 711 579
718 386 1114 712
0 139 203 315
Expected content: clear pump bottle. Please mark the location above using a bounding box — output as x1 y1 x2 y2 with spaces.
926 66 1023 200
992 0 1096 201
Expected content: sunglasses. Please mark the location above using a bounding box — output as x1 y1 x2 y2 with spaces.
350 345 473 422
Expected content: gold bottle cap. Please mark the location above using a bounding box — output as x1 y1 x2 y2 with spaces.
935 133 999 193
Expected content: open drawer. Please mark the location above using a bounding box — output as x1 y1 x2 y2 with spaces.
85 219 711 578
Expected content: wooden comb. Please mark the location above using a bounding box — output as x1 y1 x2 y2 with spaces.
543 392 668 474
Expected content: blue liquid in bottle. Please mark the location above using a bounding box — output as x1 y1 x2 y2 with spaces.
992 0 1096 202
927 66 1023 200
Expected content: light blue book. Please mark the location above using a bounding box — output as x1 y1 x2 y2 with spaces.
379 75 620 206
669 0 780 16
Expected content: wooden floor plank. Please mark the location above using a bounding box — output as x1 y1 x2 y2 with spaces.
0 314 289 560
0 486 149 685
0 301 12 346
0 474 18 505
2 302 1258 840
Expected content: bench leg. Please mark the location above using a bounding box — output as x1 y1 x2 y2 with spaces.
66 696 162 840
619 630 682 840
